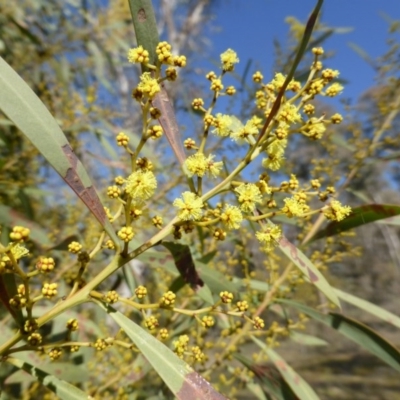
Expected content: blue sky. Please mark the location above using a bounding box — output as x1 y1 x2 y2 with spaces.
208 0 399 104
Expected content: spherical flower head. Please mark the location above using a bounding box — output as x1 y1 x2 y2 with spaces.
201 315 215 328
118 226 135 242
325 83 343 97
252 71 264 83
135 285 147 299
173 55 187 68
271 72 286 91
184 152 207 178
145 315 159 330
125 170 157 201
303 118 326 140
225 85 236 96
36 257 56 273
281 197 308 218
173 191 204 221
220 205 243 230
230 119 259 142
192 98 204 111
303 104 315 115
156 41 173 64
287 79 301 92
235 183 263 213
127 46 150 64
253 316 265 330
107 185 121 199
165 67 178 81
210 78 224 92
184 138 197 149
66 318 79 331
184 153 222 178
323 200 352 221
277 102 301 124
331 113 343 124
10 226 30 242
321 68 339 82
42 282 58 298
116 132 129 147
212 113 233 137
220 48 239 72
137 72 160 99
256 223 282 253
105 290 119 304
160 291 176 308
220 291 234 303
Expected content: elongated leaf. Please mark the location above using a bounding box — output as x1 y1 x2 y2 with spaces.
103 304 227 399
0 56 119 246
235 353 295 400
6 362 88 385
251 337 320 400
4 357 88 400
334 288 400 329
278 236 340 307
289 331 328 346
152 86 186 165
280 299 400 372
310 204 400 242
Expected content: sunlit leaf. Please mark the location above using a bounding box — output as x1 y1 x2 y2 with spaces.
103 304 227 399
0 56 119 247
334 288 400 329
4 357 87 400
278 236 340 307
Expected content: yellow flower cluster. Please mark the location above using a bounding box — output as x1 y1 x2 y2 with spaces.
173 192 204 221
125 170 157 201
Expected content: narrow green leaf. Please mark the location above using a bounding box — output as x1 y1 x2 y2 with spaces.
4 357 88 400
278 236 340 307
289 331 328 346
309 204 400 241
102 305 227 399
128 0 159 67
280 299 400 372
334 288 400 329
0 56 119 247
251 337 320 400
6 362 88 384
